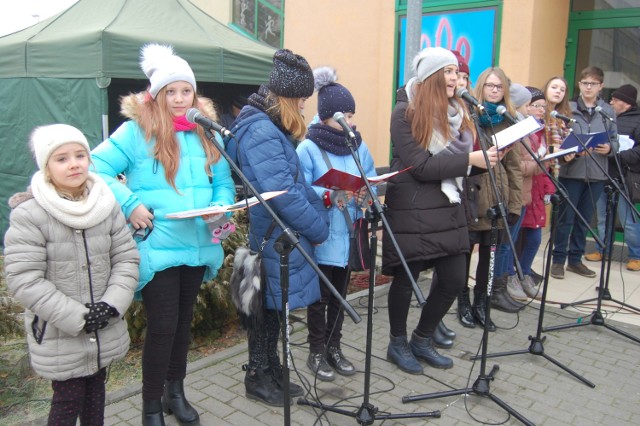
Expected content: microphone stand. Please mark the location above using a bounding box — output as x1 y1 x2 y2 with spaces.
471 130 595 387
201 128 362 426
544 118 640 344
297 129 436 425
402 106 534 426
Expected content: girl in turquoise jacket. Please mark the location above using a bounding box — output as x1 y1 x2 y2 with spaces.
91 44 235 426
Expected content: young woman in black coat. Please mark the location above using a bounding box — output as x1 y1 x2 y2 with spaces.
382 47 500 374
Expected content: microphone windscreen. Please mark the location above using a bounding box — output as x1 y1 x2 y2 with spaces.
186 108 199 123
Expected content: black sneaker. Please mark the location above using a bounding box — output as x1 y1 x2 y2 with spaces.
327 346 356 376
307 352 335 381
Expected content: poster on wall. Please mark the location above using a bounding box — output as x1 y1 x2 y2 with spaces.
398 7 497 87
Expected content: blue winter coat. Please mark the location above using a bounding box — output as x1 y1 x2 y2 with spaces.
228 106 329 310
91 121 236 295
296 139 377 267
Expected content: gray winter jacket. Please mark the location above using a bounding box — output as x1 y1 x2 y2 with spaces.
4 191 139 381
560 98 618 181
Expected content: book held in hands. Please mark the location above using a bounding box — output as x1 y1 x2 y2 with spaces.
312 168 411 193
560 130 613 152
492 116 544 150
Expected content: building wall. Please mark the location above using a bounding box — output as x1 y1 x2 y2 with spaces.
283 0 397 166
499 0 570 89
197 0 571 167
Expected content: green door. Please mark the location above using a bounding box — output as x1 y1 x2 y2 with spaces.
565 3 640 244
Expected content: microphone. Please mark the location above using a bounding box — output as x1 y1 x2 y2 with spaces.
456 88 485 111
496 105 518 124
186 108 234 138
550 110 576 124
595 105 615 122
332 112 356 139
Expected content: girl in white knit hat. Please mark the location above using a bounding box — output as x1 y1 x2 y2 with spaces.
91 43 235 425
4 124 139 425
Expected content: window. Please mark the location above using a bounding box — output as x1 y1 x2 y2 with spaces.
232 0 283 48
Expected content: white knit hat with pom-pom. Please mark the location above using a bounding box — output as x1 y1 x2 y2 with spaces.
140 43 196 98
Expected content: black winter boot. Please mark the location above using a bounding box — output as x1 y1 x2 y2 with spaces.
245 367 291 407
433 323 454 349
457 287 476 328
162 380 199 425
437 320 456 339
409 332 453 369
473 292 496 331
142 399 165 426
386 334 423 375
270 363 304 397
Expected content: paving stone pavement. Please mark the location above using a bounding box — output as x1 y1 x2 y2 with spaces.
96 273 640 426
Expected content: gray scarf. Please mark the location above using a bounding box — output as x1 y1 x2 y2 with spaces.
427 103 474 203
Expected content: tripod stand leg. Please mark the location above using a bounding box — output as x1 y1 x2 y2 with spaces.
297 213 439 424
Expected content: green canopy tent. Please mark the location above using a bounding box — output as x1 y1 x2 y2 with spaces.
0 0 274 241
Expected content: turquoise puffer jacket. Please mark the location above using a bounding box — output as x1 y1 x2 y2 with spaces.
91 121 235 295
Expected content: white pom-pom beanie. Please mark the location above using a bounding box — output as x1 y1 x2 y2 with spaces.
30 124 90 170
140 43 196 98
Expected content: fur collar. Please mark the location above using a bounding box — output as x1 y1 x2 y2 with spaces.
120 93 218 124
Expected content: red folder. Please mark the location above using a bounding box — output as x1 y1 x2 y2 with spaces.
312 167 411 192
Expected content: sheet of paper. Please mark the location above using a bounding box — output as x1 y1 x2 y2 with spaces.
492 116 543 150
542 145 579 161
166 190 287 219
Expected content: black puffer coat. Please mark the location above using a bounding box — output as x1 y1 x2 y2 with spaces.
382 88 472 275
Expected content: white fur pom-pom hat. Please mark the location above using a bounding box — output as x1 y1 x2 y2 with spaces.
140 43 196 99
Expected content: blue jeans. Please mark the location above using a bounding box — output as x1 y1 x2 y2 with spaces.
494 206 526 276
552 178 605 265
519 227 542 276
594 190 640 260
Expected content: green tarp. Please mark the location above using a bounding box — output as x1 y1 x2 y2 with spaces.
0 0 274 242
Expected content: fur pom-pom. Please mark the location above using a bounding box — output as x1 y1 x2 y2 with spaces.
230 247 263 318
140 43 175 77
313 66 338 92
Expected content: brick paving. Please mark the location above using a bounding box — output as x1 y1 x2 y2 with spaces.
93 271 640 426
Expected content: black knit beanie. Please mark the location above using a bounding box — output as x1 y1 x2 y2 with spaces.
526 86 545 104
611 84 637 107
268 49 314 99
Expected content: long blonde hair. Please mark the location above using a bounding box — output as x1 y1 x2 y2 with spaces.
407 68 474 149
474 67 517 118
136 89 221 190
266 95 308 141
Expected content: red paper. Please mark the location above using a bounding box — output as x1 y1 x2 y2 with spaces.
312 167 411 192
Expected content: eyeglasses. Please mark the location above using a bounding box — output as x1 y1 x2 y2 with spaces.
484 83 504 92
530 103 547 110
579 81 601 88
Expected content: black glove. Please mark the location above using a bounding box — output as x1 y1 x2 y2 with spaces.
507 213 520 227
84 302 118 333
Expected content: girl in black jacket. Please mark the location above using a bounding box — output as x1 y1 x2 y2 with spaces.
382 47 499 374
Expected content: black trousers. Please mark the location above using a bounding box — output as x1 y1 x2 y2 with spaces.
141 265 205 399
48 368 106 426
388 254 466 337
306 264 350 353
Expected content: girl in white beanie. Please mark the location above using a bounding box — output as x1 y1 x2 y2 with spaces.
4 124 139 425
91 44 235 425
383 47 500 374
